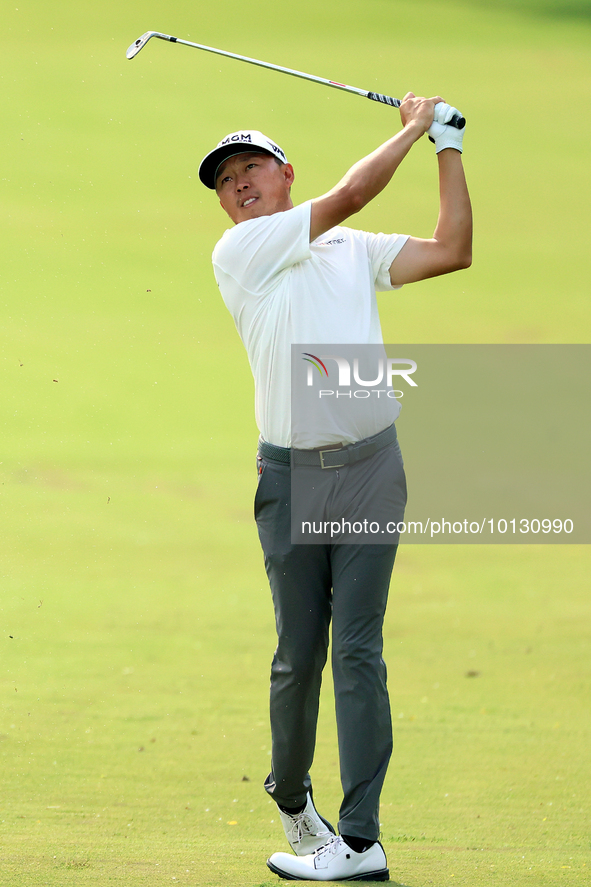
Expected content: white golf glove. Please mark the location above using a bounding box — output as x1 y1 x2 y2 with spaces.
428 102 465 153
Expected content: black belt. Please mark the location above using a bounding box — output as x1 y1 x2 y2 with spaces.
258 423 397 470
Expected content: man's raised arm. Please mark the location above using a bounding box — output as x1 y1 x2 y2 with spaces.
388 114 472 284
309 92 472 282
309 93 439 243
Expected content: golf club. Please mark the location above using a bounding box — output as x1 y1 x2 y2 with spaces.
126 31 466 129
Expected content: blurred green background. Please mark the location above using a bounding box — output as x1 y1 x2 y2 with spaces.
1 0 590 884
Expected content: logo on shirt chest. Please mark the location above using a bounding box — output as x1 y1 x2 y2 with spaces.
316 236 347 247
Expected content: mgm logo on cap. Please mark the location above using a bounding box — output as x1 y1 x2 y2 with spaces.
199 130 288 189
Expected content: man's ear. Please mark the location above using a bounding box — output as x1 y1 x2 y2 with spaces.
283 163 295 188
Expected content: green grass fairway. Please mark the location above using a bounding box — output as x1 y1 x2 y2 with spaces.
1 1 590 885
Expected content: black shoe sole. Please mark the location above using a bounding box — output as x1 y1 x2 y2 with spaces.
267 859 390 881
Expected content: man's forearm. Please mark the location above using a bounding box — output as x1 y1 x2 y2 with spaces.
433 148 472 268
332 122 424 213
388 147 472 285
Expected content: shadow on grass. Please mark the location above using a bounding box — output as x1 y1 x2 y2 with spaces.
256 882 411 886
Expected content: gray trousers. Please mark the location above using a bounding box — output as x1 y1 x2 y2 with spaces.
254 437 406 841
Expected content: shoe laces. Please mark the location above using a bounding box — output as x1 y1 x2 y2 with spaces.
313 835 342 859
289 811 327 844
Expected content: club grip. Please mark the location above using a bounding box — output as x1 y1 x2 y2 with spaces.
367 92 465 129
367 92 401 109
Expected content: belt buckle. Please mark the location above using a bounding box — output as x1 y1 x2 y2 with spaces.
319 446 346 470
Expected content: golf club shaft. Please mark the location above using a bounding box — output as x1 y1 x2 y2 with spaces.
127 32 466 129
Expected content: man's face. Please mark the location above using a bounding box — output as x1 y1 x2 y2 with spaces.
215 152 295 224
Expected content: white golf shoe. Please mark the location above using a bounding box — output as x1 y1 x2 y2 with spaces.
278 792 335 856
267 834 389 881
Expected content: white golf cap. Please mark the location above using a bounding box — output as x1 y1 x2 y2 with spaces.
199 130 288 189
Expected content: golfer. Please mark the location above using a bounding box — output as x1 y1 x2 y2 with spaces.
198 93 472 881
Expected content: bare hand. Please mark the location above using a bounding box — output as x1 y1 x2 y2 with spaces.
400 92 444 135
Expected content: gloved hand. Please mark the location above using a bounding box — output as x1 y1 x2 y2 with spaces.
428 102 465 153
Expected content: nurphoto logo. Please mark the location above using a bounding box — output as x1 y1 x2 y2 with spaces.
302 352 417 397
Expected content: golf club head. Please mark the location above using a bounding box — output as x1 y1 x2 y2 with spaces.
126 32 156 59
126 31 166 60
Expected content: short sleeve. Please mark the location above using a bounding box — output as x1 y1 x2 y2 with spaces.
213 201 312 294
365 231 410 291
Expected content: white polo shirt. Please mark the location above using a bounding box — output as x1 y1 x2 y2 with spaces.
212 200 408 447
